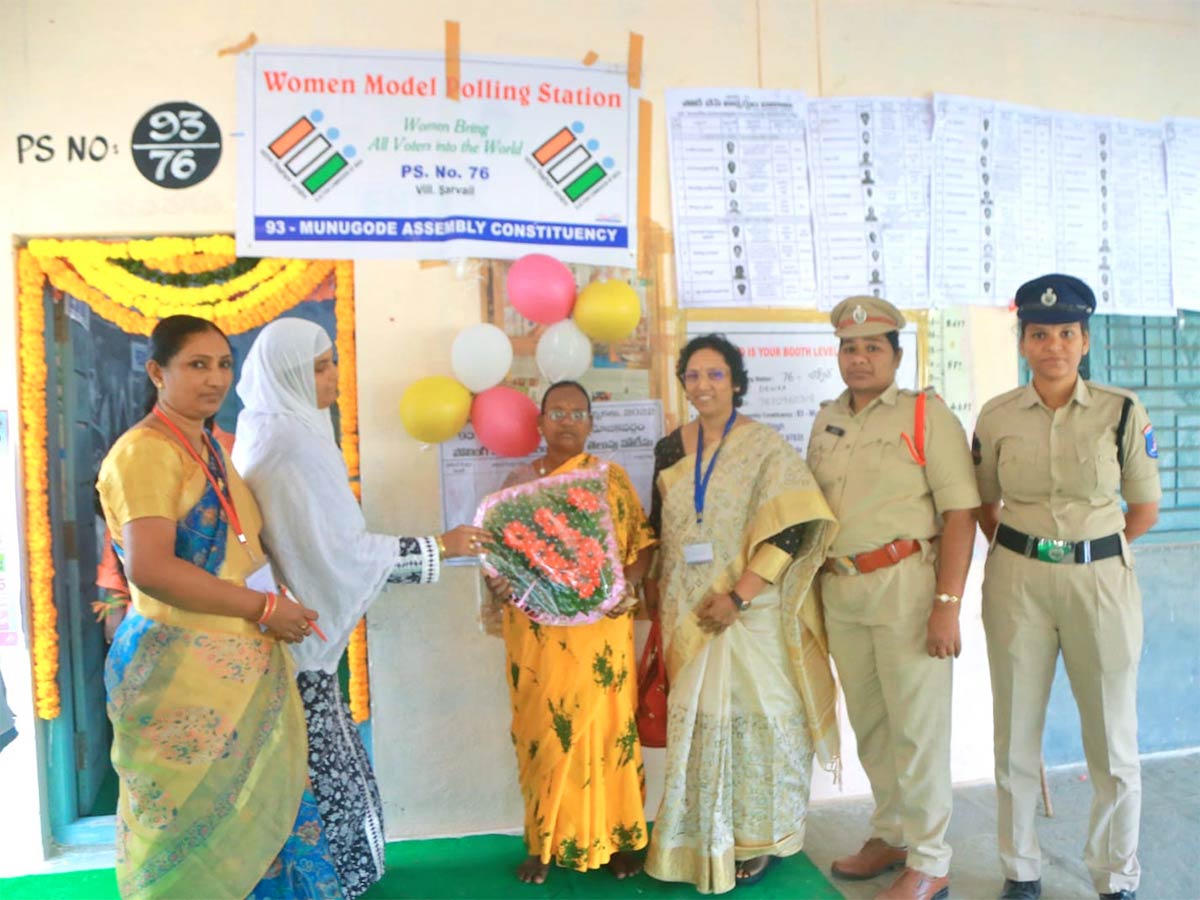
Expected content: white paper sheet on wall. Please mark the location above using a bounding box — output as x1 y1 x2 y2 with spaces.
931 95 1056 308
1052 114 1173 317
666 89 817 308
807 97 933 310
1165 118 1200 312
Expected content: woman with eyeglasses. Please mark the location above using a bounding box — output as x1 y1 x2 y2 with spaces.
482 380 658 886
643 334 839 893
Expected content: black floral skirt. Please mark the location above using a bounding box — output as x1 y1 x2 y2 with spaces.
297 670 386 899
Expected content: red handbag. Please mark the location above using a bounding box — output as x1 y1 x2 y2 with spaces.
636 617 669 748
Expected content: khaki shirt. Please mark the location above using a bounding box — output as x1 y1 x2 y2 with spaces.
808 383 981 557
973 379 1162 540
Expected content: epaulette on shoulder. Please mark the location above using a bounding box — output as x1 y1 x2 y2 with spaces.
979 385 1025 415
1087 381 1139 403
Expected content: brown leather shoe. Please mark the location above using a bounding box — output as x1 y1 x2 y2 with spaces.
831 838 907 880
875 867 950 900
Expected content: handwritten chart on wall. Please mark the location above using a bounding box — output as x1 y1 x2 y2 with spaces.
684 320 919 455
926 309 974 430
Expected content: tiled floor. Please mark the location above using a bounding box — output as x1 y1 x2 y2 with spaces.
803 750 1198 900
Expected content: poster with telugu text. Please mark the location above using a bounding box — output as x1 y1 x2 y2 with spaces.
237 47 638 265
684 320 919 455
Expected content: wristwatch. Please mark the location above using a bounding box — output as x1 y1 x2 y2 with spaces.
730 589 751 612
934 592 960 604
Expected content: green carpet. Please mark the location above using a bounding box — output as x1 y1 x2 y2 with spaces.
1 833 842 899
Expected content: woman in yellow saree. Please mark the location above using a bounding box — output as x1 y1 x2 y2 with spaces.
644 334 840 894
98 316 337 899
483 380 657 886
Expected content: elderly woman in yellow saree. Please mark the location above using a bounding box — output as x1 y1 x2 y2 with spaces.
643 334 840 894
483 380 657 886
98 316 338 899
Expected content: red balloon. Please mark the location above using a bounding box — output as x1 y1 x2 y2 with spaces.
505 254 576 324
471 386 541 457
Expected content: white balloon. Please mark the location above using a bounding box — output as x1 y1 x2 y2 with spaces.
451 324 513 393
535 320 593 382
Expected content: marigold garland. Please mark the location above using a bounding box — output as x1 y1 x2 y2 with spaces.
17 250 59 719
333 260 370 722
17 237 369 720
348 618 370 724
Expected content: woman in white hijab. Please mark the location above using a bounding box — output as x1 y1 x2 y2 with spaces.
234 317 488 898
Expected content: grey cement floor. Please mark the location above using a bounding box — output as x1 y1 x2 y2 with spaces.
804 750 1199 900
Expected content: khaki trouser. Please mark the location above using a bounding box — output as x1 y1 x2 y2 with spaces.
982 542 1142 894
822 552 954 878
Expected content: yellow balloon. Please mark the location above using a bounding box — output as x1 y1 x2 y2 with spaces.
399 376 472 443
573 280 642 343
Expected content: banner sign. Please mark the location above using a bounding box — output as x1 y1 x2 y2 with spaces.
237 47 639 265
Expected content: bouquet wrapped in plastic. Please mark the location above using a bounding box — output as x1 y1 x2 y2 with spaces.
475 464 627 626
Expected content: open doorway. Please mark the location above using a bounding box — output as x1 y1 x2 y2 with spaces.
35 272 345 845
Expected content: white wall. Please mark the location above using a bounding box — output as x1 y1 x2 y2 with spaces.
1 0 1197 864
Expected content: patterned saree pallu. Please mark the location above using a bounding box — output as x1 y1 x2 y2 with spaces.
476 464 626 625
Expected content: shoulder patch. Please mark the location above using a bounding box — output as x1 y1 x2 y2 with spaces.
1143 423 1158 459
971 434 982 465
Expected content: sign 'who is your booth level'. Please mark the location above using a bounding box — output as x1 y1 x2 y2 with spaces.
236 47 639 266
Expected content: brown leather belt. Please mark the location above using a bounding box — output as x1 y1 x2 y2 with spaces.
823 538 922 576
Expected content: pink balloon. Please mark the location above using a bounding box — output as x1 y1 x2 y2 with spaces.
471 386 541 457
506 254 576 324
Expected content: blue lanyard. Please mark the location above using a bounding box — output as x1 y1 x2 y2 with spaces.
693 409 738 524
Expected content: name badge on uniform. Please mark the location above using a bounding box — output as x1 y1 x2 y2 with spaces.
825 425 845 436
683 542 715 564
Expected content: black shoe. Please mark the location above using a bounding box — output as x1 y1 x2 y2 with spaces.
1099 892 1135 900
1000 880 1042 900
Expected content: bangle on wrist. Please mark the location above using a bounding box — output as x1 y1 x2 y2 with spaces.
257 592 277 624
730 589 751 612
435 534 448 558
934 592 960 604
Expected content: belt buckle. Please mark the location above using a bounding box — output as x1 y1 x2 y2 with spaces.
1036 538 1074 563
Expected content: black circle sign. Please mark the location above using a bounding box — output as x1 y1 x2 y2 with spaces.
131 102 222 189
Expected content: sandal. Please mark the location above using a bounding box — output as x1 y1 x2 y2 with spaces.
736 856 776 887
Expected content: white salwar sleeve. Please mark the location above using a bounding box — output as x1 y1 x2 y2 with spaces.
387 536 441 585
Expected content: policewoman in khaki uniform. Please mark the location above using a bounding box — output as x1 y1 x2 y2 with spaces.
809 297 980 900
974 274 1161 900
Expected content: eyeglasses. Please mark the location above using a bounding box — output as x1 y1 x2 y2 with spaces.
683 368 729 384
545 410 591 422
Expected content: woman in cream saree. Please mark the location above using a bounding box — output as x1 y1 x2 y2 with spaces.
645 334 839 894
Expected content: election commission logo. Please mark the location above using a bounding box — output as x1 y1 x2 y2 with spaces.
528 120 621 208
262 109 362 198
